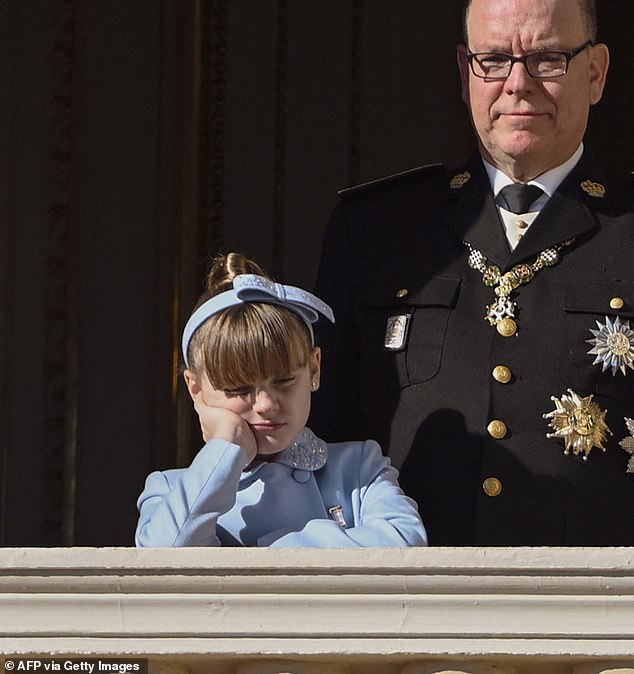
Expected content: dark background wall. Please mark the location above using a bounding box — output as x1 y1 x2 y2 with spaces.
1 1 632 546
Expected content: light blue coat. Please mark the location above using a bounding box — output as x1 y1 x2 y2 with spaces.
135 428 427 547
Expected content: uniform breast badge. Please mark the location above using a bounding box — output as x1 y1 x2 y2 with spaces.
384 314 411 351
464 240 573 336
586 315 634 376
543 389 612 460
619 418 634 474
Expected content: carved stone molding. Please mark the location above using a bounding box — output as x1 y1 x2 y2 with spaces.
272 0 288 277
238 663 350 674
204 0 228 256
572 662 634 674
402 665 518 674
1 547 634 673
348 0 363 186
46 0 77 545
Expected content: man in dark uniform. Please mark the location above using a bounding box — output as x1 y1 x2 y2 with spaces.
311 0 634 545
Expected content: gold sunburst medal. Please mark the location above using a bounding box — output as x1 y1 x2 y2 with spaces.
543 388 612 460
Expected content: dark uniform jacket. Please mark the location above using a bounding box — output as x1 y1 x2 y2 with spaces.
311 148 634 546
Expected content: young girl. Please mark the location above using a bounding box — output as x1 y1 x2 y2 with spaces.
135 253 426 547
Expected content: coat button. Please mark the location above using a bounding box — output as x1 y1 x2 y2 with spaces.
610 297 624 310
483 477 503 497
492 365 512 384
292 469 311 483
487 419 508 439
396 288 409 298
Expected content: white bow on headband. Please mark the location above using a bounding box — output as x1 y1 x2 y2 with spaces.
181 274 335 366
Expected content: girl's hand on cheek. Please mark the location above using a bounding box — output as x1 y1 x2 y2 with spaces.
192 394 257 464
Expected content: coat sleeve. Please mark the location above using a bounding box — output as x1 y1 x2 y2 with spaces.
309 201 366 442
268 440 428 548
135 439 249 547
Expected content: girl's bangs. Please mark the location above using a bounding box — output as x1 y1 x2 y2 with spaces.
190 304 312 389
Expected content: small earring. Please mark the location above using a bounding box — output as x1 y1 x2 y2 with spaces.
311 381 316 390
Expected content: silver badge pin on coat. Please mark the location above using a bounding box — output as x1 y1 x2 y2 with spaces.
384 314 411 351
328 505 347 529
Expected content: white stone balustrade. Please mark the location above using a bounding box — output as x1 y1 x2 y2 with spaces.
1 547 633 674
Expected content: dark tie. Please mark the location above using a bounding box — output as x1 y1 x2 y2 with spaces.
499 183 544 214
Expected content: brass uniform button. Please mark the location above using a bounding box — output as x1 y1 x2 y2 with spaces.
492 365 512 384
487 419 508 439
496 317 517 337
482 477 503 497
395 288 409 299
610 296 624 310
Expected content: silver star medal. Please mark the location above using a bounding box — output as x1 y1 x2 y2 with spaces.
619 418 634 474
586 315 634 376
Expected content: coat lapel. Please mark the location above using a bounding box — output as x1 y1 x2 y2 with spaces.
508 150 608 267
444 150 610 271
444 156 512 269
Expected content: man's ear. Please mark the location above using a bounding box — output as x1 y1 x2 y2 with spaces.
309 347 322 392
588 42 610 106
183 369 201 401
457 44 471 107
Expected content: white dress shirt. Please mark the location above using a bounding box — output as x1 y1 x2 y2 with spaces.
483 144 584 249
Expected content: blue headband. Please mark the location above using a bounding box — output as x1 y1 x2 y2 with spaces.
181 274 335 367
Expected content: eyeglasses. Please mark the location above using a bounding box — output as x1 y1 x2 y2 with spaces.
466 40 594 80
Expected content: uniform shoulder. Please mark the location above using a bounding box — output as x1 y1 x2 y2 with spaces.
611 168 634 187
616 170 634 207
605 169 634 205
337 163 446 200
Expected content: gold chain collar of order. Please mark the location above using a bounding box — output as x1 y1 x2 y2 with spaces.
463 239 574 336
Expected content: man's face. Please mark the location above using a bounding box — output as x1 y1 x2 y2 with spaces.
458 0 609 180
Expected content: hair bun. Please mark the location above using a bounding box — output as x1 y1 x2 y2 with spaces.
206 252 267 296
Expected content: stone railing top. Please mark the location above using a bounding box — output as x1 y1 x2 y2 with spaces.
1 546 634 662
3 545 634 571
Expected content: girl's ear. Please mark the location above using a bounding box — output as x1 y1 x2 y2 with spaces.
183 369 201 401
309 347 322 392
